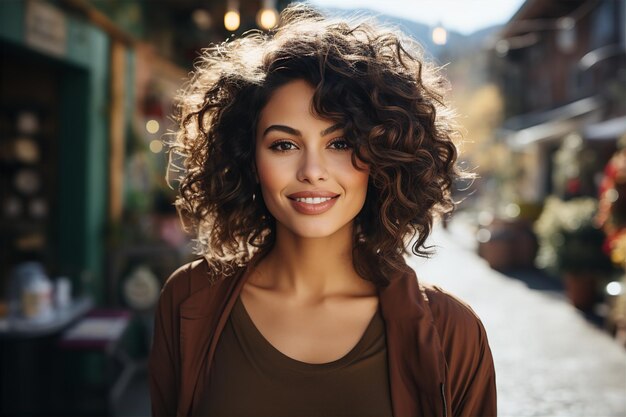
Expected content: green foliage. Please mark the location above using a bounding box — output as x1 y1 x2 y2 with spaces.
556 224 612 273
534 196 612 275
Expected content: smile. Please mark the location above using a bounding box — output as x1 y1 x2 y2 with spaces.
287 194 339 215
293 197 334 204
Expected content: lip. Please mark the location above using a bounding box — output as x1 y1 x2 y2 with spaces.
287 191 340 199
287 191 340 215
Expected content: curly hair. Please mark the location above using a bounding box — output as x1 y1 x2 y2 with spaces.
168 4 467 286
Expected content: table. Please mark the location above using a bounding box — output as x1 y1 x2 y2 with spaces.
0 296 93 338
0 297 94 416
58 308 140 415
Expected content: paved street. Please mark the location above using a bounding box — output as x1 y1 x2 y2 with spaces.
409 217 626 417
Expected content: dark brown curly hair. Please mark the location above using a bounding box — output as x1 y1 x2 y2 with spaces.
168 4 467 286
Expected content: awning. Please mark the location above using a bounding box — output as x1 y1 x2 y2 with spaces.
505 118 579 148
499 96 602 149
583 116 626 140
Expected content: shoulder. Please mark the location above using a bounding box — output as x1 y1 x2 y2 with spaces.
419 282 491 357
161 258 243 295
158 258 243 309
418 282 497 415
159 258 205 301
420 283 487 331
162 258 208 289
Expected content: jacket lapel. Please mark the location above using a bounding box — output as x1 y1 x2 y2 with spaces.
177 263 248 416
379 268 448 417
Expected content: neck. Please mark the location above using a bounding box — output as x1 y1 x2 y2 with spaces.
253 222 372 299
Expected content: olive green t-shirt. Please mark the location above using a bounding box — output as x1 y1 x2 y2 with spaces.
198 295 393 417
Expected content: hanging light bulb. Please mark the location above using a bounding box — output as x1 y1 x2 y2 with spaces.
224 0 240 31
224 11 240 31
257 9 278 30
256 0 278 30
192 9 212 31
432 24 447 46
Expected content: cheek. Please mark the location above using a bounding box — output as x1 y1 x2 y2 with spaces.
255 153 285 196
354 160 370 198
339 159 369 196
354 170 370 201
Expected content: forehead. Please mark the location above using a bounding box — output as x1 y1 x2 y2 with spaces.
260 79 314 115
255 79 349 145
256 79 329 130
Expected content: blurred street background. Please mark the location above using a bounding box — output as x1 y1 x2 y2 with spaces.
417 217 626 417
1 0 625 416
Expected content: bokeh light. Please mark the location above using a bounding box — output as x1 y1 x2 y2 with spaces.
432 26 447 45
224 11 240 31
146 119 160 134
257 8 278 29
149 140 163 153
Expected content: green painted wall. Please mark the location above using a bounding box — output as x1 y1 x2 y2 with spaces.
67 21 109 304
0 1 23 44
0 1 111 304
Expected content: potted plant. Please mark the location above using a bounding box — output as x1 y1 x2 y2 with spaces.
534 196 614 310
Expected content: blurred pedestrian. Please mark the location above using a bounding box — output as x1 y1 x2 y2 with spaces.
149 4 496 417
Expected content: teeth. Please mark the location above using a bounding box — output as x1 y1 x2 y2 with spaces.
295 197 333 204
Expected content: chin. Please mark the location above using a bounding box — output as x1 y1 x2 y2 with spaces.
279 218 354 240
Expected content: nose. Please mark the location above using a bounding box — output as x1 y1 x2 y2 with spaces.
296 149 328 183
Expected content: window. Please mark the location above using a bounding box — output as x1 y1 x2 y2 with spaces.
591 0 615 48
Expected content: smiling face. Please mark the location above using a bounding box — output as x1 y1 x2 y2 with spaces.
255 79 369 240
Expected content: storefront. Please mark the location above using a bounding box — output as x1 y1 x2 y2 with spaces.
0 0 133 303
0 1 134 414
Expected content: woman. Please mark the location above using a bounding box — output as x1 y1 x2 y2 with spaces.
150 4 496 417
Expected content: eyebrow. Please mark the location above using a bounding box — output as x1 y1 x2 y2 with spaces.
261 123 343 138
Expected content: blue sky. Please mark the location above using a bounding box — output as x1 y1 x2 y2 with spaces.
308 0 527 34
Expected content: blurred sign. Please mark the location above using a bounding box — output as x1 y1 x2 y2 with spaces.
25 0 67 57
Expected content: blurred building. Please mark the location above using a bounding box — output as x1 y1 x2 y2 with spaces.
492 0 626 203
0 1 287 415
1 0 289 305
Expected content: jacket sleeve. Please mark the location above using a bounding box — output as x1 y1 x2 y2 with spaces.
451 317 497 417
427 286 498 417
149 266 187 417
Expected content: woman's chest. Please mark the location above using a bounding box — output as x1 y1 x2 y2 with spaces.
240 287 380 364
197 296 393 417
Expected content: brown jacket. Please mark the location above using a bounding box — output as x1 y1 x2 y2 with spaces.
149 259 497 417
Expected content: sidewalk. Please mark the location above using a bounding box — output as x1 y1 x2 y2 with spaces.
411 216 626 417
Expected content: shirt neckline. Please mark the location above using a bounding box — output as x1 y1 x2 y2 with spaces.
232 294 381 373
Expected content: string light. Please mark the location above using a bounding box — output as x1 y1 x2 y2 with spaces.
432 25 447 46
224 0 240 31
256 0 278 30
192 9 212 31
149 140 163 153
146 119 160 134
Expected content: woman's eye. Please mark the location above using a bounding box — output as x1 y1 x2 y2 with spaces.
328 139 351 151
269 141 297 152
